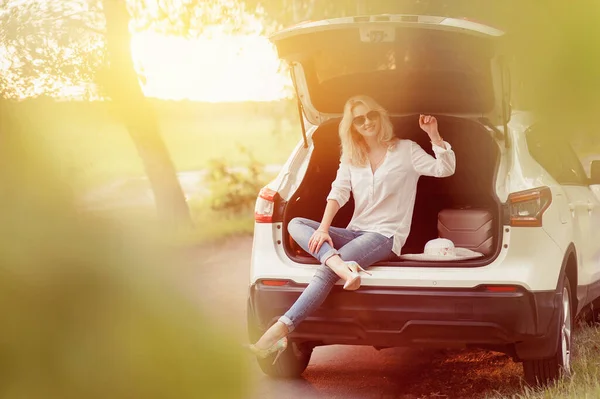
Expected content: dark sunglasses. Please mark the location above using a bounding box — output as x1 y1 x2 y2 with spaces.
352 110 380 127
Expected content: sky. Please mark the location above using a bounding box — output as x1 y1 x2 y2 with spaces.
0 1 293 102
130 30 292 102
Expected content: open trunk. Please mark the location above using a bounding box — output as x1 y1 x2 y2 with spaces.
282 115 503 266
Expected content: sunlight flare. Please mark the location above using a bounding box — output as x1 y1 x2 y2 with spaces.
130 30 292 102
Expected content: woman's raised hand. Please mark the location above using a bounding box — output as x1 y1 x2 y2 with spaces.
419 114 441 141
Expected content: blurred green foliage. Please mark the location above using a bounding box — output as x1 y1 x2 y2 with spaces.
0 101 249 398
206 146 266 214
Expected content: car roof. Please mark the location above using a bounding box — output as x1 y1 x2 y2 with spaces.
271 14 505 41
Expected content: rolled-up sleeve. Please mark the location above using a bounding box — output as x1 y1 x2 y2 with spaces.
411 140 456 177
326 161 352 207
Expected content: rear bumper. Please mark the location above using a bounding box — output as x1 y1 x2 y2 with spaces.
247 282 562 360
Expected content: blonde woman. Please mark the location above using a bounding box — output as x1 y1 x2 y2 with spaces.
248 95 456 362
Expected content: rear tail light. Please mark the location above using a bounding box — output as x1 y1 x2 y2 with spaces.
255 187 283 223
507 187 552 227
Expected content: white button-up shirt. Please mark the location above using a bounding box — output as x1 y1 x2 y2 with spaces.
326 139 456 255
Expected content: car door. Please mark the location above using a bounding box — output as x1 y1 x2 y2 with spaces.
554 145 600 303
580 157 600 302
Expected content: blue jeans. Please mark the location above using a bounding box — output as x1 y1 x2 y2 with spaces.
279 217 394 332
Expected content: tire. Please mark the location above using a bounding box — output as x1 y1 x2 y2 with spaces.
255 340 312 378
247 300 312 378
523 276 573 386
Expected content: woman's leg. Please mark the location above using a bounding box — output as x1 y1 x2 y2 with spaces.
278 231 393 331
253 217 360 350
336 231 394 269
254 227 394 351
253 262 346 350
286 217 358 265
287 216 370 282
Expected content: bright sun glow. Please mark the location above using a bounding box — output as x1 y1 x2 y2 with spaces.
130 30 292 102
0 5 293 102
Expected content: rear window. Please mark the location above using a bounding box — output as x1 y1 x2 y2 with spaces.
313 40 487 85
526 126 590 185
278 27 497 115
313 47 398 83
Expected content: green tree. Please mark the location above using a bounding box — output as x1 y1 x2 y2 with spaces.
0 0 282 227
0 0 104 99
0 0 193 227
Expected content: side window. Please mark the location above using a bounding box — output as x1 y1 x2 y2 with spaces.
526 127 588 185
561 146 589 184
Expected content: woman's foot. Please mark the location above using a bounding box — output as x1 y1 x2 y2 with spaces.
342 261 372 290
248 321 289 364
248 337 288 365
252 320 288 349
325 257 371 291
343 270 361 291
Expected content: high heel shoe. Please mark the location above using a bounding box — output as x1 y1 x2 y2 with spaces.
342 261 372 291
247 337 288 365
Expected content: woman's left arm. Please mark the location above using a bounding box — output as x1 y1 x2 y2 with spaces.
411 114 456 177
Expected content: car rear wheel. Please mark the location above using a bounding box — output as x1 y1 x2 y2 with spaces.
247 301 312 378
523 276 572 386
255 340 312 378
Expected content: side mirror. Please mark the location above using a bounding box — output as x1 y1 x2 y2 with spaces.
591 160 600 185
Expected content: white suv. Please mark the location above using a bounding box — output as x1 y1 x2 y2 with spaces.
247 15 600 386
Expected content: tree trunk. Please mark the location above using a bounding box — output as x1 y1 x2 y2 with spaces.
101 0 191 228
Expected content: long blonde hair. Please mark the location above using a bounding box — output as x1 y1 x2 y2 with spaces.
339 95 395 167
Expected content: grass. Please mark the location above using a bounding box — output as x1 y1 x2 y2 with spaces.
185 205 255 243
87 201 256 248
9 99 300 190
486 324 600 399
386 323 600 398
